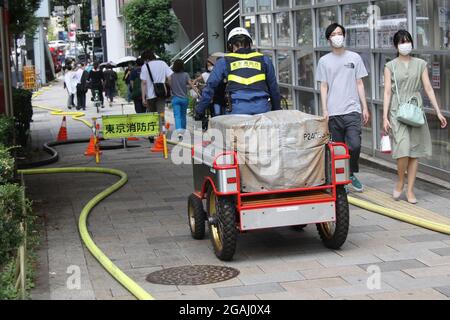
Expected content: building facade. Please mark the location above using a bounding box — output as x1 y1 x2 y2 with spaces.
240 0 450 179
0 1 13 116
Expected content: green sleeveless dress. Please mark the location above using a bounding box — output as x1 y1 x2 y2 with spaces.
385 57 432 160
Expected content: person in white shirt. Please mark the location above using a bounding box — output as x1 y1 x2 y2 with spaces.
64 65 78 109
140 50 173 137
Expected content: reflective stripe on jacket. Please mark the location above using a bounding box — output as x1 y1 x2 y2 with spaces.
225 52 268 93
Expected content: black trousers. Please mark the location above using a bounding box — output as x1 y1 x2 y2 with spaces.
133 98 145 113
77 87 86 109
328 111 362 175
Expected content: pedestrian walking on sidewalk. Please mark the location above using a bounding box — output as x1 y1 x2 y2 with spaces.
383 30 448 204
88 62 105 108
170 59 199 139
316 23 370 193
64 65 77 110
140 50 173 136
124 63 133 103
76 63 89 110
130 58 145 113
103 64 118 107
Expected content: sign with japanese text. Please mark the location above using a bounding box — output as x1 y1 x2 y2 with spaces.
102 114 160 139
432 62 441 89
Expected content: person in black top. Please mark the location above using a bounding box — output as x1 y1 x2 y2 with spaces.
103 64 118 107
88 62 105 108
76 64 89 110
124 63 133 103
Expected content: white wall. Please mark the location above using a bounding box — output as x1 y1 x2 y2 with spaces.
104 0 126 63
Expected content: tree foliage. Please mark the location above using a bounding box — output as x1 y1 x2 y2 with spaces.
123 0 178 58
8 0 42 38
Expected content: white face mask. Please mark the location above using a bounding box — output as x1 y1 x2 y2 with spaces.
208 66 213 72
330 35 345 48
398 43 412 56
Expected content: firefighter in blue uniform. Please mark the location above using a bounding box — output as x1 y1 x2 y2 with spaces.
195 27 281 119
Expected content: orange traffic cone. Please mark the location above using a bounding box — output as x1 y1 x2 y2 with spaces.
84 135 97 156
57 116 68 141
151 133 165 153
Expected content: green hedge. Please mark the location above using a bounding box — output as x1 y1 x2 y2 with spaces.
12 88 33 147
0 140 35 299
0 183 26 266
0 116 14 147
0 146 14 184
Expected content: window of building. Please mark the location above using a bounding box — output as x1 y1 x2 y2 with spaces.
316 0 337 4
342 3 370 49
317 6 338 47
258 0 271 12
416 54 450 113
277 50 292 84
295 9 313 46
280 86 294 109
420 112 450 171
276 12 291 46
116 0 126 17
416 0 450 50
362 119 374 151
259 14 273 46
242 0 256 13
241 0 450 177
359 51 372 99
376 52 396 100
244 16 256 42
295 0 311 6
275 0 290 8
296 50 314 88
296 90 315 114
375 0 408 49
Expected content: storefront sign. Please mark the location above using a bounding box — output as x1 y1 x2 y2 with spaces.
432 62 441 89
439 7 449 28
102 114 160 139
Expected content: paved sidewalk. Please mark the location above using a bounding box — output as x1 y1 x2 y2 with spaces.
28 79 450 300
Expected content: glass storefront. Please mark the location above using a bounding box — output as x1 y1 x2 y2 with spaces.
240 0 450 177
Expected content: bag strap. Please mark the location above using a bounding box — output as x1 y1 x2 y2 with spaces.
391 62 402 106
145 62 155 84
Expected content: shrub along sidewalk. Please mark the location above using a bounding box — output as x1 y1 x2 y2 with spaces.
0 92 38 299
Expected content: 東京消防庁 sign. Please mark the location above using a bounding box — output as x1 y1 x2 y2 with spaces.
102 113 160 139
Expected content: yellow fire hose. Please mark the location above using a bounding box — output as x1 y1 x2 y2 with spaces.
347 196 450 235
18 167 154 300
34 105 93 129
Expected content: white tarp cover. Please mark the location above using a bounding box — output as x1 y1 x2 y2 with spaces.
208 110 330 192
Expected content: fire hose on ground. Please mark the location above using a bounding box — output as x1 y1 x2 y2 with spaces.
19 167 154 300
18 137 449 301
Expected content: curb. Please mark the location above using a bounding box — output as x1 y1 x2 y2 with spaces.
360 153 450 190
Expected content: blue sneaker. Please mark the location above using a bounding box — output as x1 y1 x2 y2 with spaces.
344 185 349 194
350 174 364 192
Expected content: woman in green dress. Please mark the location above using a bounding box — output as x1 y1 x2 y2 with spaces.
383 30 447 204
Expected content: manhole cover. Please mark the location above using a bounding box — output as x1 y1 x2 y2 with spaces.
146 265 240 285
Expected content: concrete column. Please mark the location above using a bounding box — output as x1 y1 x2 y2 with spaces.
33 21 46 85
205 0 225 55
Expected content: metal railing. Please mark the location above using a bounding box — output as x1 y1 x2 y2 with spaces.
170 3 240 66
